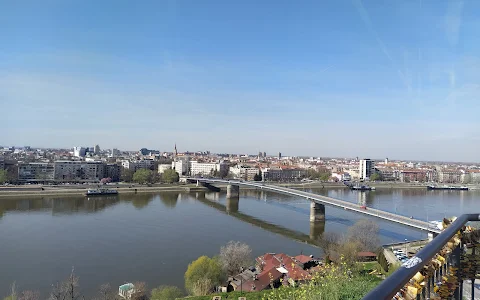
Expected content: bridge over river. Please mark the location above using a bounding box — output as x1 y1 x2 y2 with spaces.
188 178 442 235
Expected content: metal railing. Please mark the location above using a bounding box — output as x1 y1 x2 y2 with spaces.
364 213 480 300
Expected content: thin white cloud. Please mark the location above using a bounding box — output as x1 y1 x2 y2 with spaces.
352 0 411 91
445 0 464 46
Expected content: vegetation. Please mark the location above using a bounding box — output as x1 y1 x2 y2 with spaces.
347 219 380 252
307 169 331 181
181 290 270 300
162 169 179 183
0 169 7 184
150 285 184 300
369 173 381 181
100 177 112 184
121 167 135 182
132 169 153 184
219 241 252 276
253 170 262 181
184 256 224 296
184 262 382 300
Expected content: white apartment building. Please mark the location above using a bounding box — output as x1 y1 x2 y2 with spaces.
229 165 259 180
54 161 105 182
359 159 375 180
190 161 220 176
172 158 189 176
73 147 86 158
157 164 172 174
121 159 154 171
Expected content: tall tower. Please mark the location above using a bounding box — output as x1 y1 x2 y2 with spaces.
174 144 178 158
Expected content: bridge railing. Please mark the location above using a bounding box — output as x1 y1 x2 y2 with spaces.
364 214 480 300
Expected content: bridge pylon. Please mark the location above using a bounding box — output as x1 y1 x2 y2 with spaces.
310 201 325 222
226 184 240 198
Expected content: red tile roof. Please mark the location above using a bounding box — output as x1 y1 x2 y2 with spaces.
240 267 283 291
294 255 313 264
257 253 311 281
357 251 377 257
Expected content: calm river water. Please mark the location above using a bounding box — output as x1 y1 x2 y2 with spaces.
0 188 477 297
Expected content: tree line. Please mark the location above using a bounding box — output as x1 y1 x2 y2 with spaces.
120 168 179 184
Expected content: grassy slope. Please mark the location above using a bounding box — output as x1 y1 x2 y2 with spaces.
181 275 382 300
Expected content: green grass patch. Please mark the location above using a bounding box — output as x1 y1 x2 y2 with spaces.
181 275 382 300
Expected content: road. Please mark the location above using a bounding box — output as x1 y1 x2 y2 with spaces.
191 178 442 234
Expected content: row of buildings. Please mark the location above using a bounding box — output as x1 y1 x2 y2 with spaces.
18 161 121 183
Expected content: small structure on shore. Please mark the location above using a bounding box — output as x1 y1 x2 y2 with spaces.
118 283 135 299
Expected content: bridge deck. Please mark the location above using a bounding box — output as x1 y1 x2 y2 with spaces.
189 178 441 234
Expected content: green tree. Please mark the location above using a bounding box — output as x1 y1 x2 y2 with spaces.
0 169 7 184
253 171 262 181
370 173 381 181
184 256 224 296
133 169 153 184
162 169 179 183
121 168 135 182
150 286 184 300
319 172 331 182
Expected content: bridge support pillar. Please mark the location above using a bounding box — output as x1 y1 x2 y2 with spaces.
196 180 199 187
310 202 325 222
226 184 240 198
309 218 325 240
226 197 239 213
428 232 439 241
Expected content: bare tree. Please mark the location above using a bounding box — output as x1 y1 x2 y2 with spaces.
18 290 40 300
49 268 83 300
219 241 252 276
49 281 65 300
347 219 380 251
131 282 147 300
317 232 340 261
95 284 118 300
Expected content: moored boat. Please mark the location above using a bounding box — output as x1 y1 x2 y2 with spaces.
85 188 119 196
426 185 468 191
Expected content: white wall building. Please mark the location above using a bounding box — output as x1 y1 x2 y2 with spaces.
73 147 86 158
121 159 154 171
190 161 219 176
229 165 259 180
157 164 172 174
172 158 189 176
359 159 375 180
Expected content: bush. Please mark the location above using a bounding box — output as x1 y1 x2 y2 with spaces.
185 256 224 296
151 285 184 300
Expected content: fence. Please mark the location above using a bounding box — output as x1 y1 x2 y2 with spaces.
364 214 480 300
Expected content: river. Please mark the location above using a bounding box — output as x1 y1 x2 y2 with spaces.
0 187 477 297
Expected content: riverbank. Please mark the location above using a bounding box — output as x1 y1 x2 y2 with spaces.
0 184 209 198
1 181 477 198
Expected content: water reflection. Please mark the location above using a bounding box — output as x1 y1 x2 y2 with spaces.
226 197 239 213
0 196 121 216
159 192 180 208
192 192 321 247
309 220 325 240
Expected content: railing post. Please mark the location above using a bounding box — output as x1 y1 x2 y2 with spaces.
471 246 476 300
451 245 461 300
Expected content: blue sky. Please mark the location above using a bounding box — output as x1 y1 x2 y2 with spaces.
1 0 479 161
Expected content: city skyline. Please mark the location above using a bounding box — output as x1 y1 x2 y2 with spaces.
2 1 480 161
